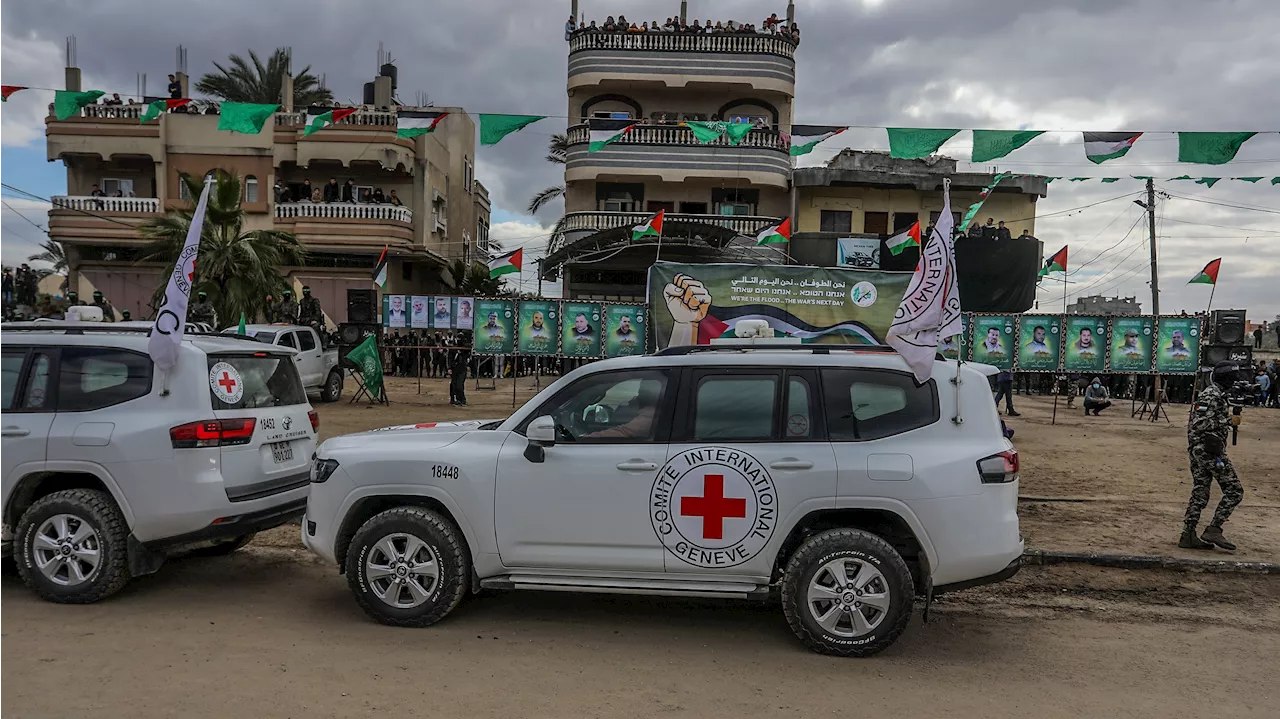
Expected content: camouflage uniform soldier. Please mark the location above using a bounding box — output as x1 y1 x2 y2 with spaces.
66 291 85 306
274 290 299 324
298 286 324 327
1180 361 1245 550
92 290 115 322
188 290 218 328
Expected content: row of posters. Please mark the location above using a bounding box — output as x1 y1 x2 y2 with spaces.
383 295 476 330
943 314 1202 374
471 299 648 358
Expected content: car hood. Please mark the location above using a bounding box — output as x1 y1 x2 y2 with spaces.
319 419 503 455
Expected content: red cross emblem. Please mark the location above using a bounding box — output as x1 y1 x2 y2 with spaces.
680 474 746 540
188 259 197 283
217 371 237 394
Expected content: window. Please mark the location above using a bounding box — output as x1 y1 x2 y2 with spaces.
22 352 55 411
679 201 708 214
477 217 490 251
244 175 259 203
101 178 134 197
2 350 25 410
179 171 216 201
863 211 888 235
207 354 307 410
297 330 316 352
694 375 777 441
646 201 675 213
464 159 473 193
525 369 669 443
785 376 814 439
278 332 298 349
822 368 939 441
57 348 153 412
820 210 853 234
929 210 962 227
711 188 758 216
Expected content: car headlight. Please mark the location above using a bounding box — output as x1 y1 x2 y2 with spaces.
311 458 340 484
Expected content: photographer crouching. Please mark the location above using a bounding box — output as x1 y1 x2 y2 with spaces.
1179 361 1248 551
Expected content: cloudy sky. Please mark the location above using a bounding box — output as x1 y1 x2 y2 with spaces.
3 0 1278 318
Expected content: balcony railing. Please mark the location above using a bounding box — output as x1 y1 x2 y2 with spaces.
566 123 788 151
568 30 797 58
55 104 147 120
275 202 412 223
559 211 779 237
52 195 160 213
275 109 398 127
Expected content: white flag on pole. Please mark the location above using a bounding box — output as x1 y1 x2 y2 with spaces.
885 178 961 383
148 180 212 371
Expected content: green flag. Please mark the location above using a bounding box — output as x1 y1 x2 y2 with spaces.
1234 177 1263 183
684 121 728 143
970 130 1044 162
218 102 279 134
1177 132 1257 165
1100 177 1120 183
305 107 357 135
54 90 105 120
479 114 546 145
345 335 384 400
886 128 960 159
1194 177 1221 188
1273 177 1280 185
237 312 246 335
724 122 754 145
959 172 1012 231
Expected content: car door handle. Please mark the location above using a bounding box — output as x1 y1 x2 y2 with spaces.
770 459 813 470
616 461 658 471
2 427 31 438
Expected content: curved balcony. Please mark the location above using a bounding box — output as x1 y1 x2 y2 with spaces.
47 195 161 248
273 201 414 253
274 109 414 172
275 201 412 223
53 195 160 213
565 123 791 188
568 31 796 94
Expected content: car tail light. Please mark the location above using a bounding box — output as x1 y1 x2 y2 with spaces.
170 418 257 448
308 409 320 432
977 450 1019 484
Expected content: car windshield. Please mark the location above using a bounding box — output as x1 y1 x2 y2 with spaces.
221 329 278 344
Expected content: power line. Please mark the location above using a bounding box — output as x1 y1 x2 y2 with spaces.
1068 212 1146 276
1161 192 1280 215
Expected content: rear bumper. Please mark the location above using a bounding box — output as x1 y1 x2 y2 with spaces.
143 497 307 551
932 556 1021 595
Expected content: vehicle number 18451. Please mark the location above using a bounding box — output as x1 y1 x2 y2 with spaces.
430 464 460 480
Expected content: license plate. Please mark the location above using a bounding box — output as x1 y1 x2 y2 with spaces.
270 441 294 464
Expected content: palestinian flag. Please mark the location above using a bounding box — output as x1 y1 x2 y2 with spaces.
1039 246 1068 277
632 210 664 241
372 246 389 289
1083 132 1142 164
588 118 635 152
755 217 791 246
1 85 26 102
397 110 449 138
305 107 358 136
886 221 921 256
489 248 522 278
788 125 846 156
1188 258 1221 285
140 98 191 123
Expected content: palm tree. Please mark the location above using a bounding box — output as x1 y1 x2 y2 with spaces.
140 170 305 326
28 240 67 274
195 48 333 106
526 133 568 215
446 259 506 297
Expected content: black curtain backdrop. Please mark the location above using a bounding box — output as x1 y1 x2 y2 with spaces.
876 235 1039 312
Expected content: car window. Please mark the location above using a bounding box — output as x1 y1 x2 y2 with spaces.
694 375 777 441
785 376 813 439
22 352 54 411
208 354 307 409
297 330 316 351
528 369 668 443
278 332 298 349
822 368 939 441
58 348 153 411
2 350 25 410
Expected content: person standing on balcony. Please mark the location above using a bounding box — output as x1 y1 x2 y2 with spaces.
324 177 340 203
372 188 386 204
388 190 403 207
167 74 182 100
301 179 314 203
565 15 576 40
603 16 616 31
342 179 356 203
996 221 1012 241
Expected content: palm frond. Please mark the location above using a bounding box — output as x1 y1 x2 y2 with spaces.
526 185 565 215
195 48 333 105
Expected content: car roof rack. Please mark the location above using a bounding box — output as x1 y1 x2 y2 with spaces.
654 343 901 357
0 322 257 343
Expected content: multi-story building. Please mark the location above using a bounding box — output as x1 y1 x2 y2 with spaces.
1067 295 1142 316
541 2 800 301
45 62 489 324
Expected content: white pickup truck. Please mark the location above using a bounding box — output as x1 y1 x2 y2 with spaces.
226 324 343 402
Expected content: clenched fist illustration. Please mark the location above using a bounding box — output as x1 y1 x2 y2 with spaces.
663 273 711 346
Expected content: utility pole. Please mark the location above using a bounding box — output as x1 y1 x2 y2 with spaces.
1144 178 1162 401
536 258 544 297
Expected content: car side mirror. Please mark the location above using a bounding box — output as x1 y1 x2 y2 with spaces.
524 415 556 463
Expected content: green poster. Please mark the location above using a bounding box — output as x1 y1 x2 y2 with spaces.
937 313 967 360
517 300 560 356
1108 317 1154 373
1154 316 1202 374
604 304 646 358
472 299 515 355
561 301 604 357
1015 315 1062 371
968 315 1015 369
648 261 913 348
1063 316 1109 373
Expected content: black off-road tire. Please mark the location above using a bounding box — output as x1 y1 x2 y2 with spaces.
320 370 343 402
344 507 470 628
188 533 257 556
781 528 914 657
15 489 132 604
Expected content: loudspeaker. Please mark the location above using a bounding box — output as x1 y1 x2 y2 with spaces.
337 322 382 370
1202 344 1251 367
347 289 378 324
1209 309 1246 345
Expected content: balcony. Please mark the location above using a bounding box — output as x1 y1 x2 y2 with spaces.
273 202 414 252
567 30 796 94
46 104 162 162
565 123 791 188
47 195 162 248
274 108 413 171
53 195 160 213
275 201 412 223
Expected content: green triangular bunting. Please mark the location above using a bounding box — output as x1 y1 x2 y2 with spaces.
1194 177 1221 188
970 130 1044 162
479 114 546 146
1177 132 1257 165
218 102 279 134
1100 178 1120 183
54 90 105 120
886 128 960 159
1234 177 1263 183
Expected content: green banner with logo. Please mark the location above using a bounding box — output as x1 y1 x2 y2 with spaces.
1064 316 1109 373
473 298 515 355
604 304 646 358
1015 315 1062 371
561 301 604 357
1154 316 1202 374
344 335 384 398
517 300 560 356
968 314 1016 369
1108 317 1154 373
647 261 912 349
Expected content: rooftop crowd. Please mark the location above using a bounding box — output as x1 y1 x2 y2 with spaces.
567 13 799 42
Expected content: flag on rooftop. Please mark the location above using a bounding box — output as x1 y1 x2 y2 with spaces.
218 102 279 134
305 107 358 135
140 98 191 123
397 110 449 138
54 90 105 120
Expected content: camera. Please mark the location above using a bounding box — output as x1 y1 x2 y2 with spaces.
1226 379 1261 407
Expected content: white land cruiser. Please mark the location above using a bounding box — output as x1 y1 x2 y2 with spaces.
303 345 1022 656
2 322 318 603
225 324 343 402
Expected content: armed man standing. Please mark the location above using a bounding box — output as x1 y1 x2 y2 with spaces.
91 290 116 321
298 285 324 328
274 289 299 324
1180 360 1246 551
188 290 218 328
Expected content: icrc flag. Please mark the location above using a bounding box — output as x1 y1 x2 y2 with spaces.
885 179 961 383
148 180 212 371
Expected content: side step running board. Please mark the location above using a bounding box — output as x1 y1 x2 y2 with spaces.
480 574 771 600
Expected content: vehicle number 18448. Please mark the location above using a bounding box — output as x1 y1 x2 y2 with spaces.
430 464 460 480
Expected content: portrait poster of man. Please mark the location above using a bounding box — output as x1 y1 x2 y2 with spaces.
455 297 475 330
1015 315 1062 371
937 312 967 360
1154 316 1202 374
472 299 515 355
605 304 646 358
517 300 560 356
1064 316 1109 373
561 301 603 357
431 296 453 329
410 295 430 329
968 315 1015 370
383 294 407 328
1108 317 1154 372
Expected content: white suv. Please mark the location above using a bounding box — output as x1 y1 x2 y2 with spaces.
303 345 1022 656
2 322 318 603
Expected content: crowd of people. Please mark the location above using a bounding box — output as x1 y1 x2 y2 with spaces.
567 13 799 41
959 217 1035 242
275 177 404 206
